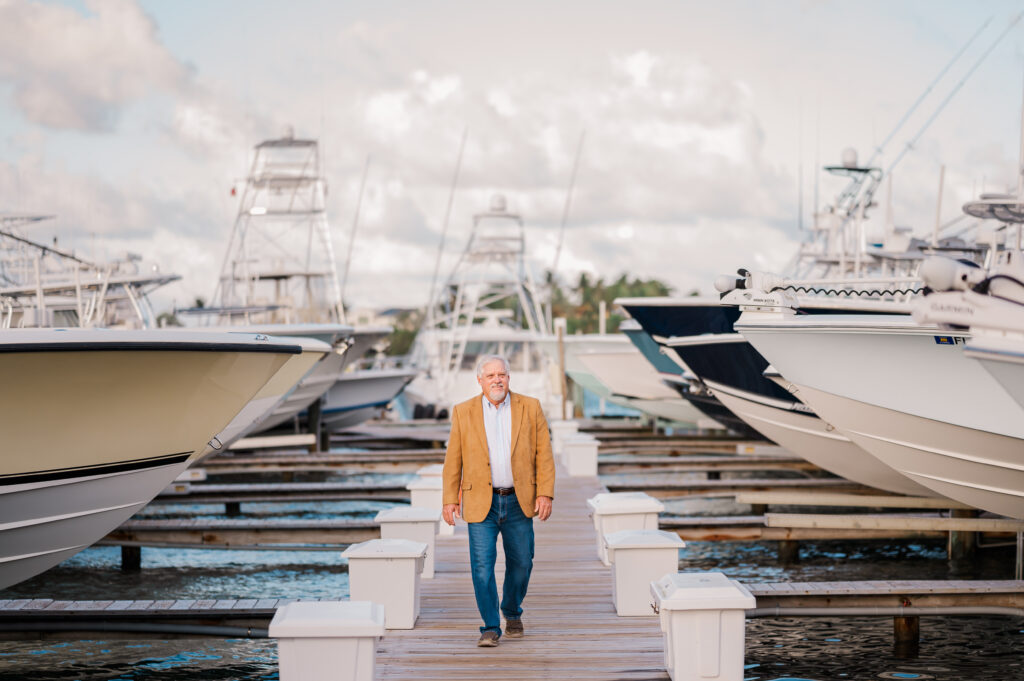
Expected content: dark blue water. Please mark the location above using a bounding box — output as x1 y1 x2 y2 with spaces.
2 481 1022 679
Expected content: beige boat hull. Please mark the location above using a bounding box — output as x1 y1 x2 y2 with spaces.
0 335 297 588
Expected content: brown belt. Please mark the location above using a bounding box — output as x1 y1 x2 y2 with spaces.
493 487 516 496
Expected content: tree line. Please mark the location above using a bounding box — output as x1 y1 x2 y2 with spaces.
386 271 679 356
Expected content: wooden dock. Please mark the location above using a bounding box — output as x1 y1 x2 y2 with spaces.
374 467 668 680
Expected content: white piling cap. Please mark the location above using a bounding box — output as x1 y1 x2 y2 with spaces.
269 600 385 638
375 507 442 523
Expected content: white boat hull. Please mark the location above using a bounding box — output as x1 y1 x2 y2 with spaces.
705 379 935 496
321 368 418 430
966 335 1024 413
737 315 1024 438
794 382 1024 518
738 314 1024 517
0 461 189 588
535 334 703 423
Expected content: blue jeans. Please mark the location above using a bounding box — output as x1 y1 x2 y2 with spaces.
467 490 535 636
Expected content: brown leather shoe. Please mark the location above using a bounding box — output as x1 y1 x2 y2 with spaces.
477 631 500 647
505 618 524 638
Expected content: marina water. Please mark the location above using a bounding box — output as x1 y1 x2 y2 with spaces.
1 473 1022 680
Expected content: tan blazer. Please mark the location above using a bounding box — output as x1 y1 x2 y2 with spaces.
442 391 556 523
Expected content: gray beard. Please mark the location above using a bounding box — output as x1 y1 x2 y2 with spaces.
488 388 508 402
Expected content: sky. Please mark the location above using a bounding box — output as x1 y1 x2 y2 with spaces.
1 0 1023 316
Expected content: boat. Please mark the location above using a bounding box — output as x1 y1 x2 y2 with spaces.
733 296 1024 517
190 132 413 431
915 194 1024 413
614 297 765 437
321 367 419 430
1 214 179 329
535 329 705 424
1 216 340 452
195 332 332 457
661 295 934 496
615 146 984 489
728 139 1024 517
0 327 303 589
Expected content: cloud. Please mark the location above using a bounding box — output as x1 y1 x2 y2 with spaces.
13 3 1011 318
0 0 188 131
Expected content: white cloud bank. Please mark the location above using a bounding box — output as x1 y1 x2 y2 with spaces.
0 1 1019 315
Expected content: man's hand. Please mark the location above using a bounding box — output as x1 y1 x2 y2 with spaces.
534 496 553 521
442 503 460 526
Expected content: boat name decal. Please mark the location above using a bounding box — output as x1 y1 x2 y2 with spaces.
928 302 973 315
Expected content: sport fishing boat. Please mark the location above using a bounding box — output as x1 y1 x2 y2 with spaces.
727 266 1024 517
617 145 981 490
915 189 1024 412
192 133 413 431
0 327 303 589
731 121 1024 517
671 277 935 496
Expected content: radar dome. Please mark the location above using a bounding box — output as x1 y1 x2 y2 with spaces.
489 194 508 213
840 148 858 169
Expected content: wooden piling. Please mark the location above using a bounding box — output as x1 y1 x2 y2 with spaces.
778 539 800 564
948 508 979 576
307 397 324 452
120 546 141 572
893 615 920 659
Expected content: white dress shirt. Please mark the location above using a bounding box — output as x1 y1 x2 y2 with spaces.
482 392 513 488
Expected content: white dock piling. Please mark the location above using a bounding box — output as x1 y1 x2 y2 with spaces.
270 600 385 681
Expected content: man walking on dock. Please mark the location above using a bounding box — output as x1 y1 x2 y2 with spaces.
442 354 556 647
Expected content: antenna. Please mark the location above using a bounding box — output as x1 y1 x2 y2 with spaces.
425 127 468 326
339 155 371 319
865 15 993 171
813 104 820 231
797 106 804 232
1018 64 1024 195
883 12 1023 181
552 130 586 274
933 164 945 247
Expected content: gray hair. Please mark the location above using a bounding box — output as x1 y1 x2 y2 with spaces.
475 354 510 377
